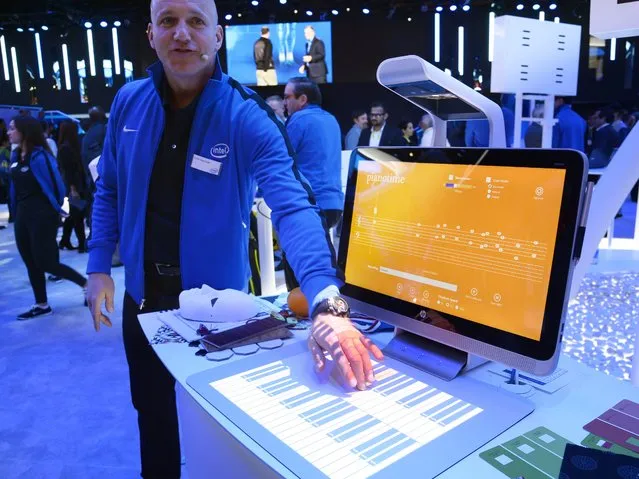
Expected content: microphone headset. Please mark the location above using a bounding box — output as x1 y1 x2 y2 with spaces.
200 53 210 61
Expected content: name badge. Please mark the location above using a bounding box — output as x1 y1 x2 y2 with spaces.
191 154 222 176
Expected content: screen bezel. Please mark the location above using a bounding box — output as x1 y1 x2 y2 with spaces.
338 147 586 361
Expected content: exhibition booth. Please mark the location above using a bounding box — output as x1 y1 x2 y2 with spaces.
136 10 639 477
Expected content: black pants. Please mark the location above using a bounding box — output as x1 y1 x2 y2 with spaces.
122 271 182 479
284 209 342 291
15 207 86 304
61 206 87 249
310 75 327 84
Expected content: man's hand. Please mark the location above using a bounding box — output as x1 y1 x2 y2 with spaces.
303 55 312 63
309 314 384 390
87 273 115 331
298 65 306 74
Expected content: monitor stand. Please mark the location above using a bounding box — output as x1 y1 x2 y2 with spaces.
383 328 488 381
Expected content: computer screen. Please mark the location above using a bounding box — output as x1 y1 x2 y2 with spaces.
339 148 587 373
225 22 333 85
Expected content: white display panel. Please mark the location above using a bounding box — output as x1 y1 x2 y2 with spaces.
491 15 581 96
188 342 534 479
591 0 639 39
212 360 481 479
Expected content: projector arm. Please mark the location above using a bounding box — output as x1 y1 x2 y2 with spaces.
377 55 506 148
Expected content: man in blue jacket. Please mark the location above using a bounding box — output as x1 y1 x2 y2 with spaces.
86 1 383 477
283 77 343 290
552 97 587 152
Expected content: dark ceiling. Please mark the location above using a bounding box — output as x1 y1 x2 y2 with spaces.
0 0 498 29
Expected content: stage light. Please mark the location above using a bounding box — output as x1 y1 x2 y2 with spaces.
458 26 464 76
488 11 495 62
362 8 370 14
280 0 287 4
225 14 232 20
1 36 9 81
11 47 20 92
251 0 258 5
306 10 312 16
41 26 48 31
610 37 616 61
436 6 443 12
516 4 524 10
87 29 96 76
346 8 351 12
549 3 557 10
35 32 44 79
434 13 440 63
532 4 540 11
84 22 92 29
28 27 35 32
294 9 298 14
17 28 24 32
408 17 412 21
463 5 470 11
331 9 338 15
114 21 121 27
112 27 121 75
450 5 458 11
62 43 71 90
554 16 560 23
539 11 545 21
100 21 108 28
238 13 242 17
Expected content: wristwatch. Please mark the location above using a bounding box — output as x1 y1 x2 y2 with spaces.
311 296 351 319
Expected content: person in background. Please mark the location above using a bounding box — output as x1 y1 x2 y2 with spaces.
265 95 286 123
57 120 88 252
299 25 328 84
419 113 450 147
398 119 418 146
344 109 367 150
552 96 586 152
283 77 343 290
82 106 107 182
611 104 628 134
357 102 401 148
8 116 87 320
86 1 381 476
40 121 58 157
254 26 277 86
524 105 544 148
0 124 10 227
589 108 619 169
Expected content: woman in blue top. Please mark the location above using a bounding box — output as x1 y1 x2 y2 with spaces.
8 116 87 320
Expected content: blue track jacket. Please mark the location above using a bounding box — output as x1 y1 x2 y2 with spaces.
9 147 66 214
553 104 586 152
88 59 342 305
286 104 344 212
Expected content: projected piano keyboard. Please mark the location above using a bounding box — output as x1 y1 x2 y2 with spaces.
210 360 483 479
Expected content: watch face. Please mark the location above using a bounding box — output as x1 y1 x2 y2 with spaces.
332 297 349 315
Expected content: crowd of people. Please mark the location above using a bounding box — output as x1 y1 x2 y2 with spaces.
0 107 109 318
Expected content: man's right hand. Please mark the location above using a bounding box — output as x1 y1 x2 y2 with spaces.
87 273 115 332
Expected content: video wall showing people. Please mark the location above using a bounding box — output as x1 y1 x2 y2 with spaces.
225 22 333 86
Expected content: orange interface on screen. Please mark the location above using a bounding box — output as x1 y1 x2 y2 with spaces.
345 160 566 341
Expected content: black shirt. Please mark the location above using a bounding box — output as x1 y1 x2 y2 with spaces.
144 82 200 265
10 152 50 212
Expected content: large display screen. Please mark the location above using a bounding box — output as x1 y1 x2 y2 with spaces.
344 159 566 341
224 22 333 85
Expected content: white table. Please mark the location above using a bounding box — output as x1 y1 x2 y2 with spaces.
139 314 638 479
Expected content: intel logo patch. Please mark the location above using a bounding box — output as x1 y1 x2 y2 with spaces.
210 143 230 159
